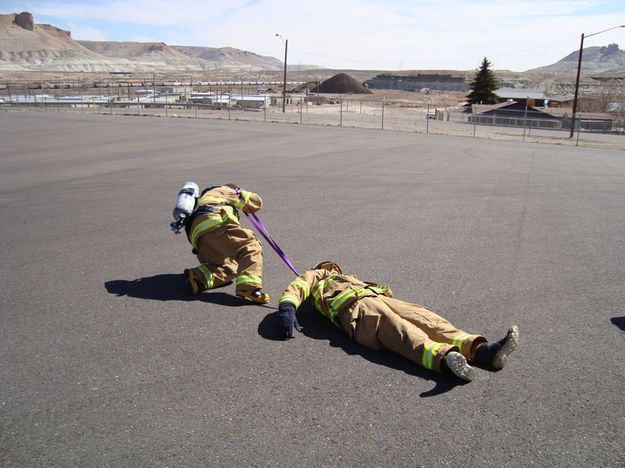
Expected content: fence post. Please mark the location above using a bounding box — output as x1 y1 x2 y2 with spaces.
522 98 529 142
381 98 385 130
576 116 581 146
299 101 303 124
426 101 430 134
339 99 343 127
195 104 198 119
165 95 168 117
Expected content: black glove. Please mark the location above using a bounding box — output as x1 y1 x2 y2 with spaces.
278 303 301 340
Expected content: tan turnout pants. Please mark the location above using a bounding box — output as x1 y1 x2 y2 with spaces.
339 296 485 372
191 221 264 294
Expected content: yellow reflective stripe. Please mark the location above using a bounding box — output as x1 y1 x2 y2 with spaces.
234 190 252 209
191 216 225 247
330 289 357 314
197 265 214 288
236 273 262 286
429 343 443 369
293 278 310 298
242 190 252 204
354 287 376 299
221 205 240 223
327 289 356 323
422 342 444 369
367 285 389 295
199 195 227 205
452 333 471 351
279 294 301 308
328 286 380 317
312 278 331 310
312 280 324 300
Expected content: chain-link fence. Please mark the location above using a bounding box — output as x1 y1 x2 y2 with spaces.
2 83 624 150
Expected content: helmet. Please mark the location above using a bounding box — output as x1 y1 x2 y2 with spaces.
200 185 219 196
313 261 342 274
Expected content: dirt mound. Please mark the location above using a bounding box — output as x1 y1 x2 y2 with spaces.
310 73 372 94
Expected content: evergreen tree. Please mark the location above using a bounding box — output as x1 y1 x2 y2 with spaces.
466 57 499 110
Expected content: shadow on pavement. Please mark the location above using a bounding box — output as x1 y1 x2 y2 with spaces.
104 273 260 307
610 316 625 331
258 307 464 397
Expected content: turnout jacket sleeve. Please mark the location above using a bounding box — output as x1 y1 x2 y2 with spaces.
198 186 262 213
279 269 328 309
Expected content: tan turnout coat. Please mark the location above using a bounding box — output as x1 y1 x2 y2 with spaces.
186 185 264 294
280 268 486 372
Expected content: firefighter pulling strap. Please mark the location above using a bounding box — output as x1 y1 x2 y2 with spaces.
235 188 300 277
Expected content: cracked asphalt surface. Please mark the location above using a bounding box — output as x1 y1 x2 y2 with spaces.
1 111 625 466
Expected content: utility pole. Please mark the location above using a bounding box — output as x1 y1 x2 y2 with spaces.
523 97 529 142
276 34 288 113
569 25 624 138
569 33 585 139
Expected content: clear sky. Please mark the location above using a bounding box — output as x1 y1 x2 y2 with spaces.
2 0 624 71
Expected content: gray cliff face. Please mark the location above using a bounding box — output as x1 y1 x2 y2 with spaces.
529 44 625 75
13 12 33 31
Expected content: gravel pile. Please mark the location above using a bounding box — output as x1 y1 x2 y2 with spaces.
310 73 373 94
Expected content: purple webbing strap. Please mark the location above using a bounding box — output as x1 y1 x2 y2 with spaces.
245 211 300 277
235 187 299 277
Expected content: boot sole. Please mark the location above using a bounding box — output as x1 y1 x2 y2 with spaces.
492 325 519 370
445 351 476 382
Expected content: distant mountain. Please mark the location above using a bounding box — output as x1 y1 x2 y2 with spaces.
0 12 283 72
0 12 107 71
528 43 625 75
170 45 282 70
77 41 283 71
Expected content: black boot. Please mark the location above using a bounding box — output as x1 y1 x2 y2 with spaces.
473 325 519 370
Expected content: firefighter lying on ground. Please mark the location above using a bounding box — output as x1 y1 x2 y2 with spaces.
277 262 519 382
171 182 269 304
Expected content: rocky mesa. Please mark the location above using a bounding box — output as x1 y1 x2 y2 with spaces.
0 12 283 73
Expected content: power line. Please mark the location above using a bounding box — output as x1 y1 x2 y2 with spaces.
290 33 586 69
490 35 579 57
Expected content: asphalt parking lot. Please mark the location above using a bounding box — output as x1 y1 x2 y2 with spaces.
1 111 624 466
